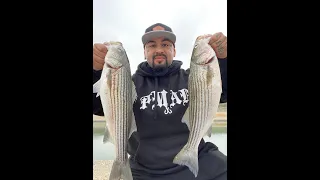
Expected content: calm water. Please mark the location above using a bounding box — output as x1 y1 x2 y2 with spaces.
93 125 227 160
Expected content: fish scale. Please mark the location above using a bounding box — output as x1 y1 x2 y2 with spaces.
93 41 137 180
173 35 222 177
113 68 130 162
189 65 215 148
109 61 133 180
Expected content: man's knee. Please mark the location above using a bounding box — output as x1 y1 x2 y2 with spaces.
198 147 227 179
212 171 227 180
209 151 227 180
209 149 227 165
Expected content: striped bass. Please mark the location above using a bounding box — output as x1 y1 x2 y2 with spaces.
173 35 222 177
93 41 137 180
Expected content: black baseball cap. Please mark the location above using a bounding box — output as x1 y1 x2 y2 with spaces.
142 23 176 46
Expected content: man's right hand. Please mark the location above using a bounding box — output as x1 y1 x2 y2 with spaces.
93 43 108 71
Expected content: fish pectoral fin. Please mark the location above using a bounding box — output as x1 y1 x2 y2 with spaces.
128 111 137 139
93 67 111 97
93 79 101 97
181 108 190 130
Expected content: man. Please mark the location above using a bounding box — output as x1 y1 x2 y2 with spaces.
93 23 227 180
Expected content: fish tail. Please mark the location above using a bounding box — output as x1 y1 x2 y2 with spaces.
173 145 199 177
109 160 133 180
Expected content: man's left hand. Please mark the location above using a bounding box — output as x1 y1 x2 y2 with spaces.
209 32 227 59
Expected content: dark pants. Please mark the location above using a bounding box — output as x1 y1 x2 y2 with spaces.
130 142 227 180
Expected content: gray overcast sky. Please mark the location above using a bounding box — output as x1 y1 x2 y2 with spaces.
93 0 227 72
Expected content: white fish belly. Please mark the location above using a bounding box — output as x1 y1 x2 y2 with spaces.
187 71 214 148
110 68 132 162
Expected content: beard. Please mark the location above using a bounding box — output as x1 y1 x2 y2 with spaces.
151 53 168 72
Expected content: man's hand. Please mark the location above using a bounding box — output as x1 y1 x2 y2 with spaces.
209 32 227 59
93 43 108 71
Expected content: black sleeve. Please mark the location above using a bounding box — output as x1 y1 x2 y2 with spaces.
218 58 227 102
93 69 104 116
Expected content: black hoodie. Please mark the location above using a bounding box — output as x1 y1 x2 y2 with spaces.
93 59 226 175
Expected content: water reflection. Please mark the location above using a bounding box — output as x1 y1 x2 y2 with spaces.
93 135 116 160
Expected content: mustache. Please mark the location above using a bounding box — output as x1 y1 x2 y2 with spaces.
152 53 167 60
151 53 168 69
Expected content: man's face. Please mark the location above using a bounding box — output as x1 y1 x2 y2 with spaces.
144 37 176 71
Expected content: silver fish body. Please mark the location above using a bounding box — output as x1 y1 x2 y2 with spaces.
93 41 137 180
173 35 222 177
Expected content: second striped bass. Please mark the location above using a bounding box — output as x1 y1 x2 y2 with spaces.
173 35 222 177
